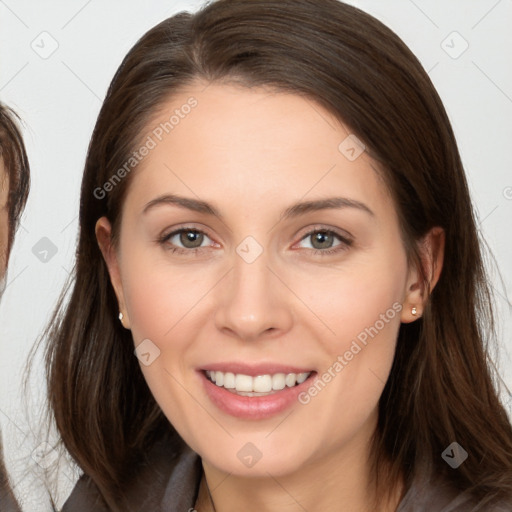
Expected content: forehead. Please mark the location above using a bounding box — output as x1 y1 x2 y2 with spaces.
123 82 392 218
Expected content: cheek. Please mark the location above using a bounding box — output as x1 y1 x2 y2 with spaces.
298 243 407 416
118 244 221 411
125 268 187 339
304 244 407 355
119 238 212 340
119 252 210 430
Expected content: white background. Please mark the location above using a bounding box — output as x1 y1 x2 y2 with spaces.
0 1 511 510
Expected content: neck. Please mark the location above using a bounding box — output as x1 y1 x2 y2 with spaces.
196 416 403 512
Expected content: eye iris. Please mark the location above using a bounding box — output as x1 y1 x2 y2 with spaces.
311 231 333 249
180 230 203 248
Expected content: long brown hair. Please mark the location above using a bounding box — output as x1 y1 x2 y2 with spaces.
0 103 30 263
1 102 30 512
0 103 30 512
44 0 512 509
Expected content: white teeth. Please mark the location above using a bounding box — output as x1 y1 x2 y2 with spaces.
235 374 253 392
253 375 272 393
223 372 235 389
285 373 296 387
272 373 286 390
205 370 311 393
296 372 309 384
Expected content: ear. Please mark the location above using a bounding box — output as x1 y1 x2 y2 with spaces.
401 226 445 323
95 216 131 329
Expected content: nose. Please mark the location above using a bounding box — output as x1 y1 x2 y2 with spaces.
214 249 294 342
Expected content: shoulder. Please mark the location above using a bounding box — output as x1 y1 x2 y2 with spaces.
61 441 202 512
397 472 512 512
60 476 110 512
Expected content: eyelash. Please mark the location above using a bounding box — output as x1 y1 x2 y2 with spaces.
157 226 353 257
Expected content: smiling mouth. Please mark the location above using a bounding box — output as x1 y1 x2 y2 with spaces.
204 370 313 397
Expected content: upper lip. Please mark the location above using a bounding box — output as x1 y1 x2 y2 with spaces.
200 362 315 377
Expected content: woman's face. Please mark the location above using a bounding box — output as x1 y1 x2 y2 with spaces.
98 81 422 477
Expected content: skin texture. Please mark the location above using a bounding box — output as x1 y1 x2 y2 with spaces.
97 82 444 512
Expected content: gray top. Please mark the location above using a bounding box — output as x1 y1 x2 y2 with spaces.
62 442 512 512
395 471 511 512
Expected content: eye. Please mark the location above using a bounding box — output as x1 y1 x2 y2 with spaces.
158 227 215 254
295 228 353 256
157 225 352 257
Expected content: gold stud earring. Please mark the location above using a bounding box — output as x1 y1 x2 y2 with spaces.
411 306 417 316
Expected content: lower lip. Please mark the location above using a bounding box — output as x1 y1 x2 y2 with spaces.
199 371 316 420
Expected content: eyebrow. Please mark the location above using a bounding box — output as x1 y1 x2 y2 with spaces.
280 197 374 219
142 194 374 220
